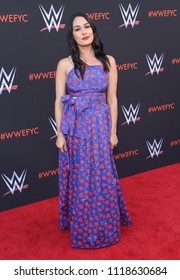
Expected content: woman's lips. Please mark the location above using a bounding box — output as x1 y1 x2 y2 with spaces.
82 36 90 40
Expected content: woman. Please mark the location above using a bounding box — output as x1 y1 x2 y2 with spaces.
55 13 132 248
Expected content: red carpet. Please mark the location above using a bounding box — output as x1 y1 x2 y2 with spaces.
0 163 179 260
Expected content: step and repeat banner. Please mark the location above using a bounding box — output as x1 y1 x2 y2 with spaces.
0 0 179 211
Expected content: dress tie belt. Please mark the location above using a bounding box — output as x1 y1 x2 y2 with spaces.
60 94 106 137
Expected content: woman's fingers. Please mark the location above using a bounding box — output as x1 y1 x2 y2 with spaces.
56 135 67 152
59 143 67 153
64 142 67 151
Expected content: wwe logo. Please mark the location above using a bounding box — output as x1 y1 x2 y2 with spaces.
119 3 140 28
145 53 165 75
146 138 163 159
39 4 65 32
0 67 17 94
121 103 141 125
1 170 28 196
49 117 57 140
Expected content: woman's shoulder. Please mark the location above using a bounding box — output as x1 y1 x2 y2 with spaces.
106 55 116 65
56 56 73 74
57 56 72 68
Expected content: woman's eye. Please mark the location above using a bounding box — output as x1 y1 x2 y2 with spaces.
85 25 90 28
74 28 80 31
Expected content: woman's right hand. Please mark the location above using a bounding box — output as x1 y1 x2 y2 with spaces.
56 134 67 152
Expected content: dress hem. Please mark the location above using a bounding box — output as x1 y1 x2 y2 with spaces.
71 237 120 249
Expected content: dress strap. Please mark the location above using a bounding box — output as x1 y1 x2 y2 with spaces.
68 56 74 67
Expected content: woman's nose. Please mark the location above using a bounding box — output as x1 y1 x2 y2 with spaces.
81 28 87 35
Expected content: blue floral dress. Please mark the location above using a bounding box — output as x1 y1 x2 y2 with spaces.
58 65 132 248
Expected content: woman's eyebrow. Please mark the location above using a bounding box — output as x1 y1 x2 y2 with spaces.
73 23 89 28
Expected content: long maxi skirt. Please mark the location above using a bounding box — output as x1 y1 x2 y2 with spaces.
58 95 132 248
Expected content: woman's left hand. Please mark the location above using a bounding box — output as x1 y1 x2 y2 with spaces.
110 133 118 148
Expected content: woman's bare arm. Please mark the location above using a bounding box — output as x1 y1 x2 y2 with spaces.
106 55 118 148
55 58 68 151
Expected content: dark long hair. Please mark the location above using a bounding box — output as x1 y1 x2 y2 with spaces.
67 12 110 79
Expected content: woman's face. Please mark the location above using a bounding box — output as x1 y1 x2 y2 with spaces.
72 16 94 47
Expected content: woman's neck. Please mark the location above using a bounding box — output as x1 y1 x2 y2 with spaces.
79 46 95 63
